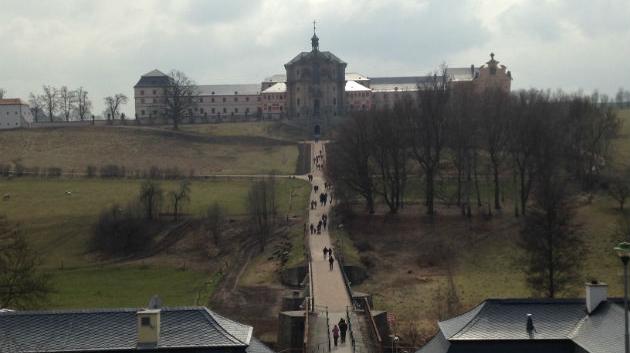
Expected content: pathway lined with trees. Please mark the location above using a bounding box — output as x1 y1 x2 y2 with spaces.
306 141 356 353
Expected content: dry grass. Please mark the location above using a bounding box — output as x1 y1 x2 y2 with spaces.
0 126 298 175
344 194 627 341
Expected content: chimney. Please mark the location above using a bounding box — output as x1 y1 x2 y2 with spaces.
586 281 608 314
137 309 161 348
470 64 475 76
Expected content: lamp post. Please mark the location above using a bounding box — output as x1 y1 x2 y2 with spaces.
615 241 630 353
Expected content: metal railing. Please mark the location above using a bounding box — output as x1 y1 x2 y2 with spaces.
363 297 383 353
346 306 357 353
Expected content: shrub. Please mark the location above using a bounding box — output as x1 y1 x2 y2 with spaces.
91 203 153 256
0 164 10 177
46 167 62 178
86 165 97 178
355 240 373 252
359 254 375 270
100 164 125 178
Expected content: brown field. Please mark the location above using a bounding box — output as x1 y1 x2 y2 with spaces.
0 125 298 175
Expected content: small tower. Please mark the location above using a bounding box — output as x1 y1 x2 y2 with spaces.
311 20 319 52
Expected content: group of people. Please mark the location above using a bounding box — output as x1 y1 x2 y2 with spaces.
313 150 325 171
331 318 349 347
309 213 328 235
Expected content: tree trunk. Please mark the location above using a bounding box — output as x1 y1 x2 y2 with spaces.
366 192 375 214
473 154 482 207
426 170 435 215
493 164 501 210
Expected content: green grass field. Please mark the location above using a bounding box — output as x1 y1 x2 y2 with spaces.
0 177 310 309
48 266 218 309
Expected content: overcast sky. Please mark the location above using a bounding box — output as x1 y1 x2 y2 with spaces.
1 0 629 117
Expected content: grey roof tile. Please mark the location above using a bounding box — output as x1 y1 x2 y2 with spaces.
285 51 346 66
449 299 586 340
0 307 267 352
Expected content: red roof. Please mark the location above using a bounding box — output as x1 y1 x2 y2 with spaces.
0 98 27 106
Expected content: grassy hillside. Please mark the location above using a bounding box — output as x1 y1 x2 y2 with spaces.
0 126 298 175
0 177 310 309
181 121 308 142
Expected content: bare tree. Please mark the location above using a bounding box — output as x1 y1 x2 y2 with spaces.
58 86 76 122
206 202 226 246
28 93 44 123
0 88 6 99
139 181 163 220
447 84 479 216
565 96 620 189
169 180 191 221
0 215 52 308
518 178 584 298
479 87 511 211
410 69 450 216
326 111 376 213
509 89 548 216
371 105 409 214
607 171 630 211
104 94 128 122
165 70 198 130
42 85 59 122
246 177 278 251
75 87 92 121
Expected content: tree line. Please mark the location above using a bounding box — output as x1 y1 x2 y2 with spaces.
25 85 131 123
327 72 623 298
328 74 620 217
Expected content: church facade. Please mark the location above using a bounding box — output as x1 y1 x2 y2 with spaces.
134 31 512 135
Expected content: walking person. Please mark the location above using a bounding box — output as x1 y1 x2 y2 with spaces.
332 325 340 347
329 255 334 270
323 246 328 259
338 318 348 343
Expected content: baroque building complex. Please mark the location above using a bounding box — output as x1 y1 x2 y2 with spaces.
134 30 512 135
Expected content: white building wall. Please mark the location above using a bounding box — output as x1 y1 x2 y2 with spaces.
0 103 32 129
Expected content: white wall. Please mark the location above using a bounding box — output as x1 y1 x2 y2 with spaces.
0 104 31 129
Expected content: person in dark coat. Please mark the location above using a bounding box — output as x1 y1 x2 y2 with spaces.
338 318 348 343
323 246 328 259
329 255 334 270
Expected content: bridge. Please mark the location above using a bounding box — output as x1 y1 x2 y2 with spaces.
302 141 385 353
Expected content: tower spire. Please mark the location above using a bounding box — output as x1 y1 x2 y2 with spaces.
311 20 319 52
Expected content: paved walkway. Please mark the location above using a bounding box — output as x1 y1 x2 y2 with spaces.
307 141 353 353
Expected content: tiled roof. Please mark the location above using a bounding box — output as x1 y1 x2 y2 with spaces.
418 298 629 353
571 301 627 353
134 70 170 88
285 51 347 66
197 84 261 96
448 299 586 340
0 306 270 353
369 76 432 92
0 98 27 106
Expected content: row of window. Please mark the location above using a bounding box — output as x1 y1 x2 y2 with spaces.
347 92 370 97
262 95 286 100
138 90 159 96
139 96 260 104
140 106 252 116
